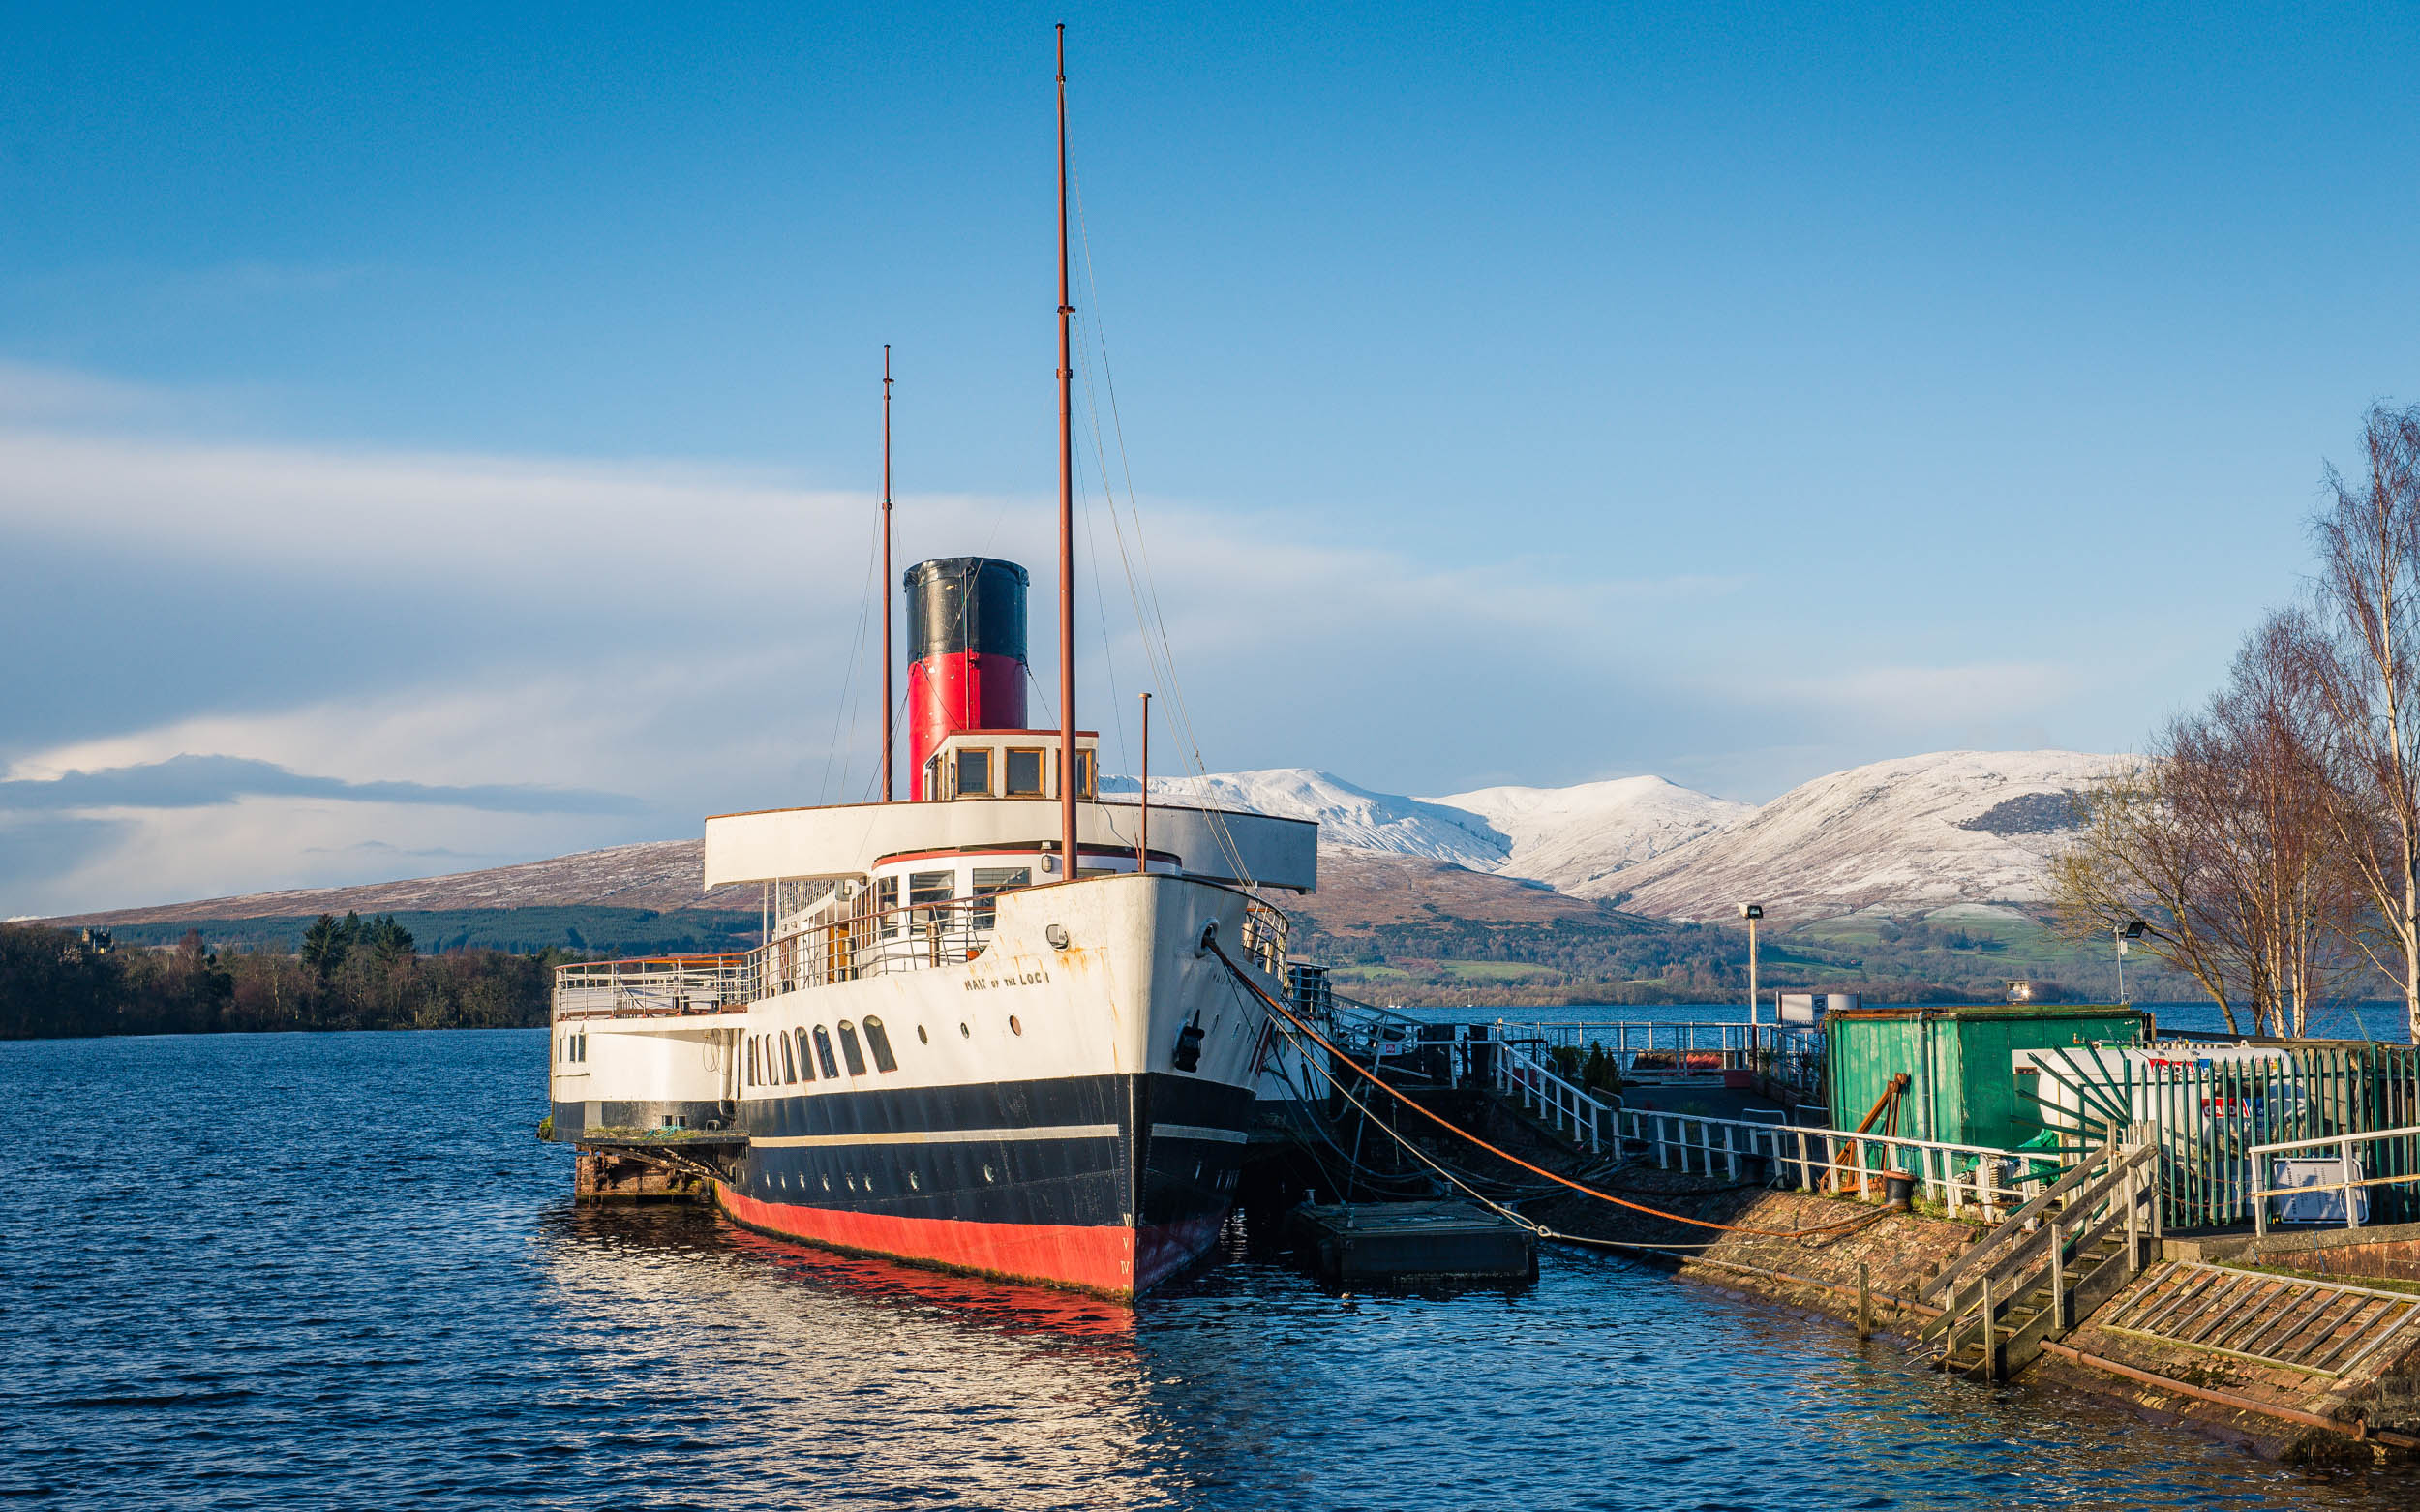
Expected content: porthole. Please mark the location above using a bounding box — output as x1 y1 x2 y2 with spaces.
821 1174 832 1192
907 1170 921 1191
845 1175 857 1192
917 1025 929 1044
982 1163 996 1183
1009 1015 1023 1037
959 1022 971 1039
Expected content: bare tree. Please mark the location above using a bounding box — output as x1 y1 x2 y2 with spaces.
2192 609 2356 1034
2048 756 2248 1030
2051 610 2358 1035
2309 402 2420 1043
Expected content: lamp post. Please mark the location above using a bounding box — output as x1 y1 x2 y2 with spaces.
1739 903 1764 1027
2114 920 2146 1004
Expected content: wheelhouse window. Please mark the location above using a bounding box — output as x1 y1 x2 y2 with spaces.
876 875 899 938
1004 748 1045 797
954 747 992 798
863 1016 899 1073
971 866 1032 930
794 1027 815 1082
837 1021 869 1076
812 1026 841 1079
923 754 942 801
1074 748 1097 798
780 1031 799 1084
746 1036 759 1087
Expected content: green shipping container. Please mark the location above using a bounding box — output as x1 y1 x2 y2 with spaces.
1826 1005 2149 1152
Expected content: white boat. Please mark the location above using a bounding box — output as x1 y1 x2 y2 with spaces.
544 31 1320 1298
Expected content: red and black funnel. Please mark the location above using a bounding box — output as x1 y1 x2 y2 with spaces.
904 557 1029 799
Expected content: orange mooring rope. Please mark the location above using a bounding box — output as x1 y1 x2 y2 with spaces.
1212 943 1878 1240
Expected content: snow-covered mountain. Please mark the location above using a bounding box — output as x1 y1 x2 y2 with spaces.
1104 769 1506 868
1425 776 1752 894
1114 755 2117 923
56 750 2130 932
1600 750 2132 923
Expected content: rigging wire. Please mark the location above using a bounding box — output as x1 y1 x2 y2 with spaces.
1214 942 1879 1239
1066 153 1257 888
818 511 885 805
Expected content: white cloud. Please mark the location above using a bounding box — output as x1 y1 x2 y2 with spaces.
0 359 2149 912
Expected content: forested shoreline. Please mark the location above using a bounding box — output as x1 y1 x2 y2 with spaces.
0 915 568 1040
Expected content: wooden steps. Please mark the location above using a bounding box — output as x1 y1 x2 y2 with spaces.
1913 1136 2161 1381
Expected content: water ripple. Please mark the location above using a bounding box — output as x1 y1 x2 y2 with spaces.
4 1029 2415 1510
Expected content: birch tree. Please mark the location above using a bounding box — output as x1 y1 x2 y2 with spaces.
2310 402 2420 1043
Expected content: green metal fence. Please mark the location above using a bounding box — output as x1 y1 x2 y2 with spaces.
2019 1042 2420 1229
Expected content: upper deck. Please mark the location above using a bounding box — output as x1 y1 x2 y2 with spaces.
703 795 1316 892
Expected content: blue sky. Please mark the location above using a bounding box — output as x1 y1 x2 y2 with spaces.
3 3 2416 913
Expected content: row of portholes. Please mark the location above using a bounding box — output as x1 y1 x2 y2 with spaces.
555 1030 588 1064
744 1016 901 1090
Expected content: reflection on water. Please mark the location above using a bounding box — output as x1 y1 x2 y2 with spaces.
7 1028 2418 1510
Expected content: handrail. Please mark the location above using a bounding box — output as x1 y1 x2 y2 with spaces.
2250 1122 2420 1238
1490 1035 1614 1155
1617 1104 2065 1217
1921 1140 2156 1338
1919 1138 2160 1377
556 876 1291 1021
1920 1139 2122 1303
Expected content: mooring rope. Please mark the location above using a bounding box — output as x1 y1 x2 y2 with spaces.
1210 941 1880 1240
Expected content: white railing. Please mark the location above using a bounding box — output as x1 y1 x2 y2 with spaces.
553 956 757 1020
1491 1035 1614 1155
1618 1105 2060 1219
1484 1032 2065 1216
2251 1123 2420 1237
558 882 1288 1023
1495 1017 1825 1096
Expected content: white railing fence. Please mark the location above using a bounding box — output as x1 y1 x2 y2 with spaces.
1618 1104 2060 1219
2252 1122 2420 1238
1483 1032 2066 1217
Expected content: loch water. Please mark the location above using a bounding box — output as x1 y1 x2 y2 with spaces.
8 1028 2418 1511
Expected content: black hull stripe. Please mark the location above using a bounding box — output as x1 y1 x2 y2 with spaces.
735 1072 1250 1232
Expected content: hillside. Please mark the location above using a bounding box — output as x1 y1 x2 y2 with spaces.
1426 775 1751 893
1105 769 1505 866
46 839 753 926
1600 750 2131 924
39 749 2170 1003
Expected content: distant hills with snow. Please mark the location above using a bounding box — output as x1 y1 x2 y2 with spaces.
59 749 2131 941
1117 748 2127 925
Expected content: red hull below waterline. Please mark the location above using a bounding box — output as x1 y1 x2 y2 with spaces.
716 1184 1225 1300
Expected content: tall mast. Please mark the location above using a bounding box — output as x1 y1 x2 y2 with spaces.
881 344 894 803
1055 22 1078 875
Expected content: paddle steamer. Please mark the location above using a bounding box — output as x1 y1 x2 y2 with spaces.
544 31 1316 1297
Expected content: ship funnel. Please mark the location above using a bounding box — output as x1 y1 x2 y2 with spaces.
904 557 1030 799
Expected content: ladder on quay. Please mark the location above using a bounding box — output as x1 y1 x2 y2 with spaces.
1913 1134 2162 1381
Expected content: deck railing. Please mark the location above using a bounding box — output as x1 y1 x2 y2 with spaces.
555 882 1288 1020
553 956 757 1020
